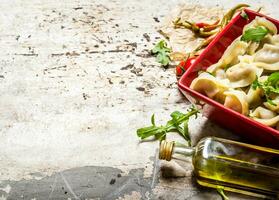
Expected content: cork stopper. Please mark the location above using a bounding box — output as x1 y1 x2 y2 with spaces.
159 140 175 161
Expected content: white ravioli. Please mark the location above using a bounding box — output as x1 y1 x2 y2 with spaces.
270 34 279 45
224 90 249 115
190 72 229 99
254 44 279 64
246 86 263 106
215 69 226 79
263 97 279 113
226 63 263 88
253 115 279 127
238 55 254 64
250 106 279 127
207 38 248 73
253 44 279 70
247 42 260 55
250 106 276 119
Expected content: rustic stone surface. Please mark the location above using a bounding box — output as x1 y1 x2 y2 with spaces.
0 0 278 199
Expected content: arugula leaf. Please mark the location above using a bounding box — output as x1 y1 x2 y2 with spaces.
151 114 155 126
241 26 269 42
183 119 191 145
267 72 279 87
136 107 199 142
252 75 261 90
252 72 279 105
152 40 171 66
152 40 171 53
217 187 229 200
240 11 249 20
156 52 170 66
170 111 185 124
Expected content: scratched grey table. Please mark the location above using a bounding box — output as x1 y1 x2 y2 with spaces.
0 0 278 199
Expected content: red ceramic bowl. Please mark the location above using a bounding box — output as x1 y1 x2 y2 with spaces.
178 9 279 148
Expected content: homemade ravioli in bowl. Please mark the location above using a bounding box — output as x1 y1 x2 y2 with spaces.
191 16 279 129
178 9 279 147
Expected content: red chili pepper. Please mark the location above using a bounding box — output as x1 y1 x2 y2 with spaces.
195 22 211 28
195 20 220 29
176 57 196 76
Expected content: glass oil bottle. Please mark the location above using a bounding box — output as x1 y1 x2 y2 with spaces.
159 137 279 199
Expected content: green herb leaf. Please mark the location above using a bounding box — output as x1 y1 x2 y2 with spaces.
240 11 249 20
136 107 199 142
151 114 155 126
252 72 279 105
152 40 171 53
170 111 185 124
252 76 261 90
183 119 189 138
267 72 279 87
183 119 191 146
137 126 163 139
152 40 171 66
217 187 229 200
241 26 269 42
156 52 170 66
267 98 276 106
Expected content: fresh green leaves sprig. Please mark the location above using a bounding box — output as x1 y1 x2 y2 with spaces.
241 26 269 42
136 107 199 145
152 40 171 66
252 72 279 105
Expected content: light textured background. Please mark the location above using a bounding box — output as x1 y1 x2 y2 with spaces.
0 0 278 199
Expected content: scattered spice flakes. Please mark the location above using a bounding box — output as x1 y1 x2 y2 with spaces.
65 51 80 56
153 17 160 22
109 178 116 185
136 87 145 92
127 42 137 48
73 7 83 10
135 49 153 58
121 63 134 70
82 93 89 100
129 23 139 28
51 53 64 57
143 33 151 42
107 78 113 84
130 68 143 76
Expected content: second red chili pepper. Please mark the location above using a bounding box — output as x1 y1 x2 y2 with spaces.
176 57 196 76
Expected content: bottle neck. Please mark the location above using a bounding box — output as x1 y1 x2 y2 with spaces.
159 140 194 161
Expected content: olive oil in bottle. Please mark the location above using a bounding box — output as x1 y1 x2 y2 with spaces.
159 137 279 199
